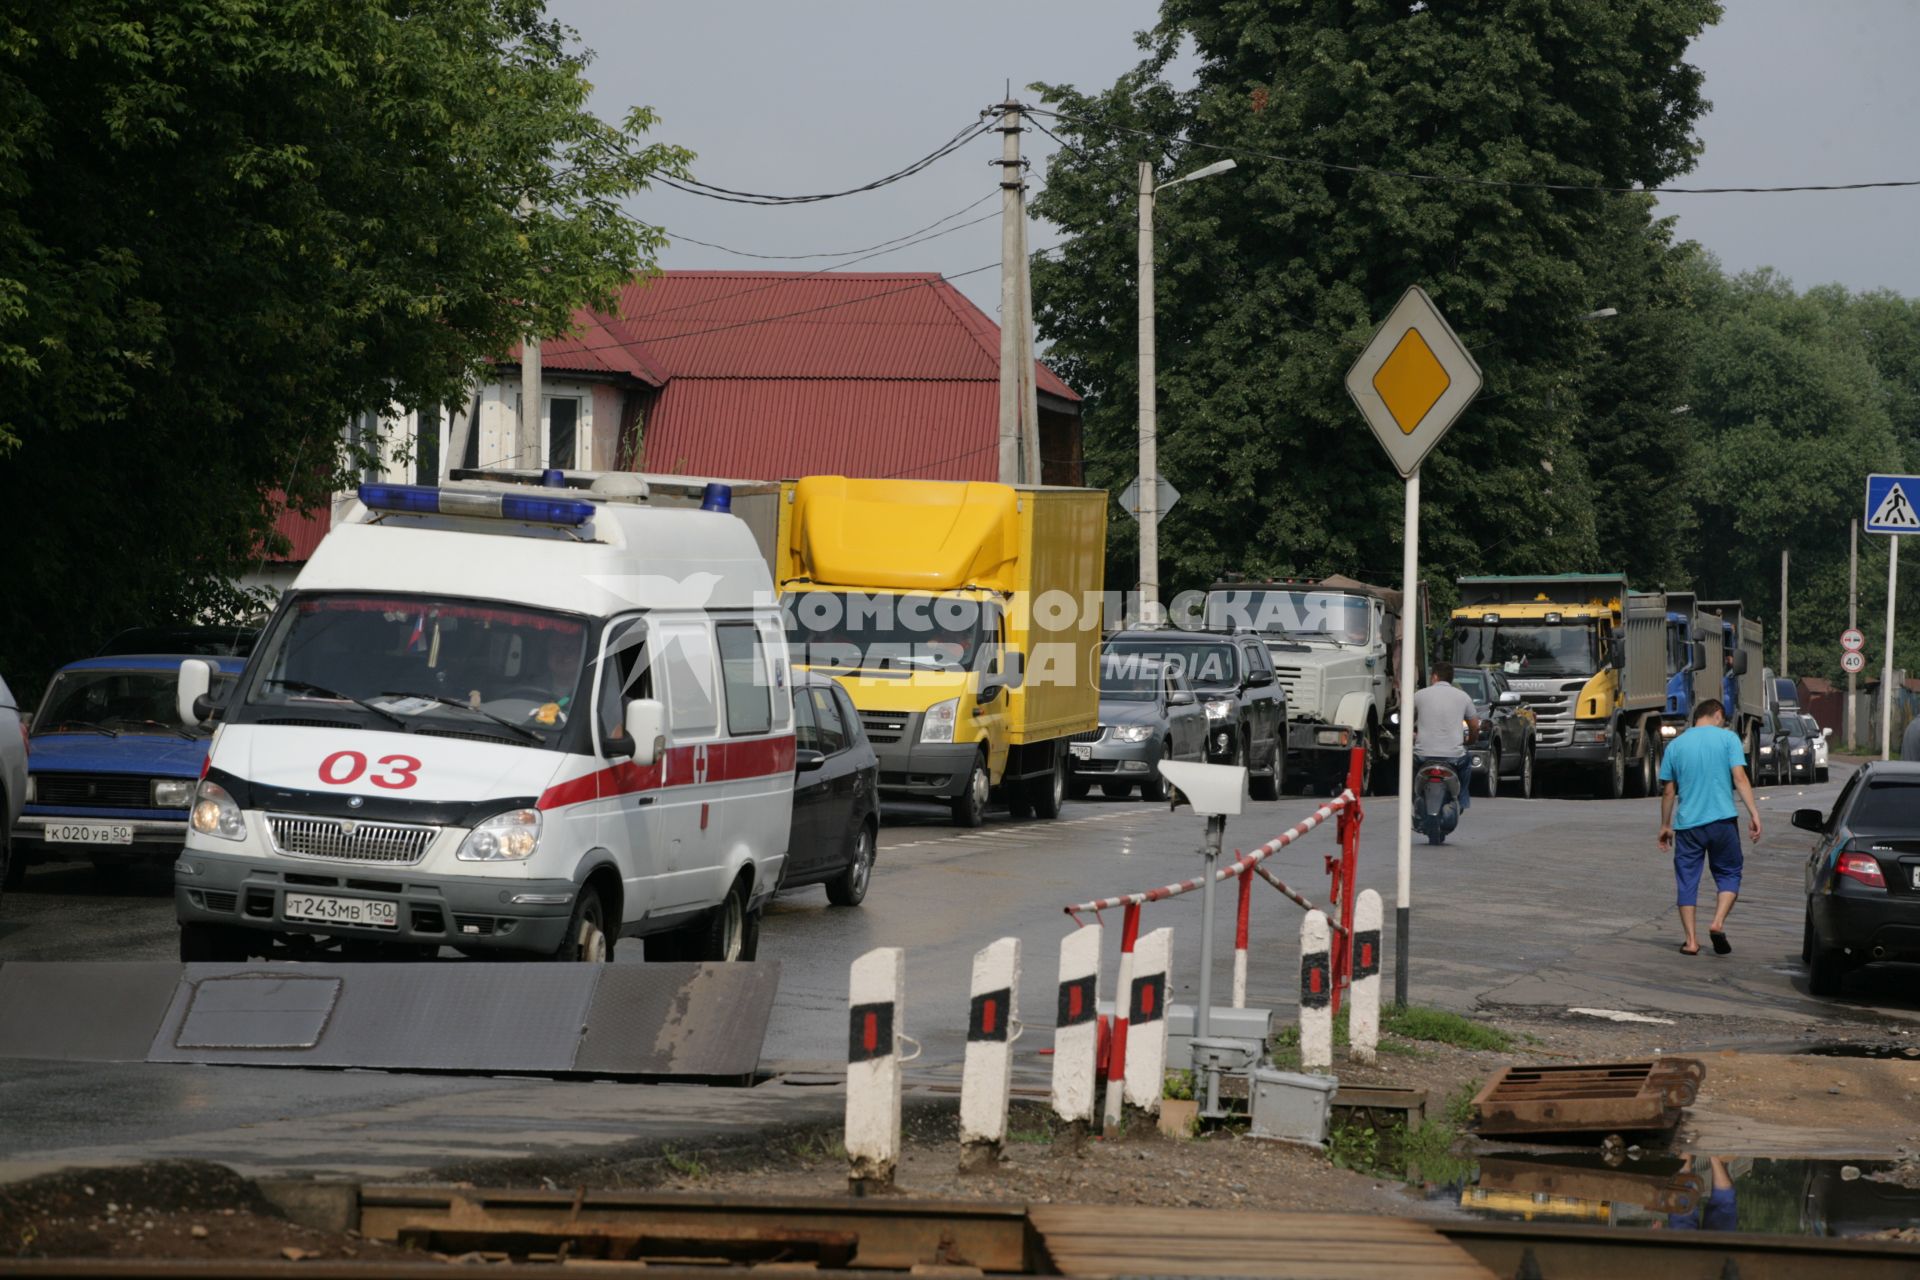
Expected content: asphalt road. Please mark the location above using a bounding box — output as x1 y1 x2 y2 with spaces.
5 765 1917 1179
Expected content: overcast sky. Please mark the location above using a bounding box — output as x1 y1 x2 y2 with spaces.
555 0 1920 318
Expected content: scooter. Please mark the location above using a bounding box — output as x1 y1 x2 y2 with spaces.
1414 758 1462 845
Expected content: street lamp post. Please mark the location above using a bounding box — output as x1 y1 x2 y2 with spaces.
1137 157 1235 626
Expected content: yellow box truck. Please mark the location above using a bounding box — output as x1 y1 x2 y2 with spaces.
775 476 1106 826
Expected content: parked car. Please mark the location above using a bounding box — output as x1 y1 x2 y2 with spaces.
1452 666 1538 799
11 656 243 883
0 675 26 895
1100 628 1287 799
1753 708 1788 785
1069 656 1207 801
1779 713 1817 785
1797 761 1920 995
97 625 259 658
781 672 879 907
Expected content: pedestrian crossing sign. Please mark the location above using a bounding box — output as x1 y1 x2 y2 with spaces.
1865 474 1920 534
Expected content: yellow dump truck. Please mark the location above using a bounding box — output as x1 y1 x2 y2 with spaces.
775 476 1106 826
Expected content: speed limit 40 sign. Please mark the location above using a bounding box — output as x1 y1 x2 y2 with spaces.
1842 650 1867 674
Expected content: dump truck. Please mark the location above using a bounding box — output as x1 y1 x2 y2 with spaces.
1450 575 1667 798
1700 599 1765 766
1202 575 1417 794
1658 591 1713 740
774 476 1106 827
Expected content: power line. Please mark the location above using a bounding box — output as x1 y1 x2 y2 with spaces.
659 192 997 261
658 119 992 205
1030 105 1920 196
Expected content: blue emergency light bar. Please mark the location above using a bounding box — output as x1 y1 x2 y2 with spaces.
357 483 595 527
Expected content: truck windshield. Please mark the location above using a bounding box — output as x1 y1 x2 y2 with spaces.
784 591 992 673
35 669 234 737
237 593 589 744
1667 625 1689 676
1107 642 1239 692
1206 590 1371 644
1451 624 1599 677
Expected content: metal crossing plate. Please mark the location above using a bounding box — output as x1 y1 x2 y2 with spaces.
575 963 781 1080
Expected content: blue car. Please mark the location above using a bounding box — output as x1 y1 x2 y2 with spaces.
10 655 245 881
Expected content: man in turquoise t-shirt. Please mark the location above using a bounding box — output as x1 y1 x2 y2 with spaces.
1658 699 1763 956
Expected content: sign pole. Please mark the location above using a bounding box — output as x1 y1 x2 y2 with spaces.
1394 468 1419 1009
1849 519 1859 751
1883 534 1899 761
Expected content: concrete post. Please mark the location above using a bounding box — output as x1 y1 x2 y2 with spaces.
959 937 1020 1171
1122 927 1172 1115
1050 925 1102 1131
846 947 906 1190
1349 890 1383 1065
1300 910 1333 1074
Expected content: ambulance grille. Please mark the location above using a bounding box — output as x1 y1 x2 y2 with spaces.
266 814 436 864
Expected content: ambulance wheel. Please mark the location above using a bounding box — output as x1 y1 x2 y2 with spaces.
179 922 250 963
950 753 989 828
1030 745 1066 819
550 885 612 962
690 876 757 963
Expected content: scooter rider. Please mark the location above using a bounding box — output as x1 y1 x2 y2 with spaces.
1411 662 1481 808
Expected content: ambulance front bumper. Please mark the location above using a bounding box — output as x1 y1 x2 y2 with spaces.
174 848 576 954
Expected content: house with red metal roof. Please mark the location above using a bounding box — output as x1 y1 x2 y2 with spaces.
250 270 1081 590
449 270 1083 485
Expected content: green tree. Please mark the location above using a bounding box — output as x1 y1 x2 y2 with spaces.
1030 0 1721 603
0 0 688 692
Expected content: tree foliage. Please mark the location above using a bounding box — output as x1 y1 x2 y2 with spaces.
0 0 687 693
1031 0 1722 599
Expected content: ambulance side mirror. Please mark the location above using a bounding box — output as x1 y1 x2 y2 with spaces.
623 698 667 768
177 659 213 727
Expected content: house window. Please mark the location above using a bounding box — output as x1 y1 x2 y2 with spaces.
548 396 580 470
347 411 381 482
415 406 440 485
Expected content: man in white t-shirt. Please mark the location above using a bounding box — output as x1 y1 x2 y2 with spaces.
1411 662 1482 808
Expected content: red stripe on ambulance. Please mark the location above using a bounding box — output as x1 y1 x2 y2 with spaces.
535 735 795 810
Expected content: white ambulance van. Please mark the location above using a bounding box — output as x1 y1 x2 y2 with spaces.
173 474 793 963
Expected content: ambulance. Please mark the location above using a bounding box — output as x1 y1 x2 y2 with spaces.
172 473 794 963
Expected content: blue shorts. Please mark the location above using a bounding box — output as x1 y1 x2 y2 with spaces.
1674 818 1743 906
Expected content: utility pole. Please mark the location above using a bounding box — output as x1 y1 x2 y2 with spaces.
1136 160 1159 624
1015 144 1041 485
995 101 1024 486
516 196 541 471
1849 520 1859 749
1779 547 1789 675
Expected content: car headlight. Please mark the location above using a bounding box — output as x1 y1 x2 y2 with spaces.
921 698 959 743
1204 698 1234 721
1759 746 1773 755
1790 747 1806 756
457 808 541 862
1110 724 1154 743
153 779 195 809
1660 723 1678 738
189 780 247 842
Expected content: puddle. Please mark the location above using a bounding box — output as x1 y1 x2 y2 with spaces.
1425 1152 1920 1237
1801 1042 1920 1061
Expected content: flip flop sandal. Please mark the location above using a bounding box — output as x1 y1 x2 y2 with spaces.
1679 943 1701 955
1710 931 1732 954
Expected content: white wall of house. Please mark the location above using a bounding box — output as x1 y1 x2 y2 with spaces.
448 377 604 472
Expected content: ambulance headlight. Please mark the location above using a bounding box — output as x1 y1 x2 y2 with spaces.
457 809 542 862
190 781 247 842
921 698 959 744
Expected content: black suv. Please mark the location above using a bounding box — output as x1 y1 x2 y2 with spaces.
1101 628 1287 799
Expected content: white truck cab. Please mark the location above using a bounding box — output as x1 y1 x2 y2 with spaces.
174 475 794 963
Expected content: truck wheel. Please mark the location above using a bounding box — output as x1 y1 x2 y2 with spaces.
1030 744 1067 819
179 922 250 963
549 885 613 962
1626 737 1654 799
1600 737 1627 800
1249 736 1282 801
950 753 990 828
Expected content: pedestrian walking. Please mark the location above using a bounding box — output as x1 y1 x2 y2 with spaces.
1657 699 1763 956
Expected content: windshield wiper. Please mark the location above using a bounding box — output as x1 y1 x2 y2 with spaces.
378 690 546 744
105 717 198 741
262 679 410 730
43 720 118 738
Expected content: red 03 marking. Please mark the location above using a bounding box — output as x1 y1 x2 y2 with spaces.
317 751 422 790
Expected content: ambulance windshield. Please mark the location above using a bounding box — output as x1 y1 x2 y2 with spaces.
238 593 590 742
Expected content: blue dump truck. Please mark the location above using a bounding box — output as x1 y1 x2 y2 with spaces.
1698 599 1767 769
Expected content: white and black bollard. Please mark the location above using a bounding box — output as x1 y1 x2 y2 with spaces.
1050 924 1102 1132
1122 926 1173 1117
1299 910 1333 1074
1349 889 1383 1065
959 936 1020 1172
846 947 908 1191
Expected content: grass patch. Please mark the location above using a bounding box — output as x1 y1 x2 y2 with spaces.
1381 1005 1512 1052
1163 1069 1195 1101
1327 1081 1480 1186
660 1146 708 1180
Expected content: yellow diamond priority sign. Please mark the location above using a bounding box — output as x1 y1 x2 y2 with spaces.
1346 286 1482 477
